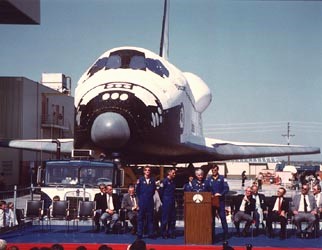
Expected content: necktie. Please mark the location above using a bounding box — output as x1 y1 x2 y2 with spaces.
303 195 308 213
131 195 136 207
278 197 282 214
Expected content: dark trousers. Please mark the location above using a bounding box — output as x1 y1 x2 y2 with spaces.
161 201 176 237
137 206 154 237
213 203 228 234
266 211 287 235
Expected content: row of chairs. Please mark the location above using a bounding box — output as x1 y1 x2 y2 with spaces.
24 200 97 231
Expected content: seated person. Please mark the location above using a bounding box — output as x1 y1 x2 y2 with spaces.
6 202 18 227
0 200 7 228
231 187 255 237
251 184 267 235
313 183 322 236
183 176 193 192
49 195 61 217
266 187 289 239
94 184 120 233
291 184 317 237
121 184 139 234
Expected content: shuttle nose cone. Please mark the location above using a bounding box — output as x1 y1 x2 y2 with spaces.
91 112 130 148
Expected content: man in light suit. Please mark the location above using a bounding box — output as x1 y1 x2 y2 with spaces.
291 184 317 237
313 184 322 213
313 184 322 236
121 184 139 235
231 187 255 237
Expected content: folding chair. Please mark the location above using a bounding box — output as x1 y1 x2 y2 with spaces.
24 200 44 230
76 200 96 230
49 200 70 231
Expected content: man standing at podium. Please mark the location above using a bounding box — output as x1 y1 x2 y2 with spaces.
205 164 229 240
191 169 207 192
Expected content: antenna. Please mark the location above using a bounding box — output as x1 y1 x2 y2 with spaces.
159 0 169 60
282 122 295 164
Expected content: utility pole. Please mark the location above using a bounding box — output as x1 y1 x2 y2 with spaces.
282 122 295 165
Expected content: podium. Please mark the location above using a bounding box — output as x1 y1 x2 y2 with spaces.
184 192 212 244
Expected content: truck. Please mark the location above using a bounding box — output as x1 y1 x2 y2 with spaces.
36 159 123 213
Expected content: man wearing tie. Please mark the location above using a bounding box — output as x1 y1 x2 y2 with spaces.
231 187 255 237
94 184 120 233
291 184 317 237
313 184 322 213
251 184 267 236
266 187 289 239
121 184 139 234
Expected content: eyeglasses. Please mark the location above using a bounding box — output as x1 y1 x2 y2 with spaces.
144 169 151 172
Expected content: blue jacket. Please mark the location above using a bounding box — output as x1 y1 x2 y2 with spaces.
136 176 156 206
191 179 206 192
205 175 229 202
159 177 176 203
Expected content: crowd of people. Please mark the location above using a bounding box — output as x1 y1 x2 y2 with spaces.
2 164 322 246
0 239 148 250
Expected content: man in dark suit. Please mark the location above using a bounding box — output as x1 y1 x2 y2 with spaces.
251 184 267 235
94 184 120 233
266 187 289 239
291 184 317 237
94 184 106 232
121 184 139 235
231 187 255 237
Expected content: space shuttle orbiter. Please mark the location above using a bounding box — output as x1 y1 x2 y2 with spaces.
0 0 320 164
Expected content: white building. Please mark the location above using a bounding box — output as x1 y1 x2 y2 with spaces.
0 75 74 187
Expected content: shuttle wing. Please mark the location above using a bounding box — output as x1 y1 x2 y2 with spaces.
183 136 320 162
0 138 73 153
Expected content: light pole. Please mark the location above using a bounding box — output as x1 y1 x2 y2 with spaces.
282 122 295 165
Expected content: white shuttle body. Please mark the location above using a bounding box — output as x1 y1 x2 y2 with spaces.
1 1 320 164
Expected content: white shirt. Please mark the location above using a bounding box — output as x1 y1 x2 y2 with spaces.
315 193 321 207
239 197 247 212
107 194 114 210
253 194 261 210
273 197 283 212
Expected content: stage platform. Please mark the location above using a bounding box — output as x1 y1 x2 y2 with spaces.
1 224 321 250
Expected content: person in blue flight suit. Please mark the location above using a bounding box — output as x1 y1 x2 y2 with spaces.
183 175 193 192
205 164 229 241
191 168 206 192
159 168 176 239
136 166 156 239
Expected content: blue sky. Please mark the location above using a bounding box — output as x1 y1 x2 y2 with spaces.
0 0 321 161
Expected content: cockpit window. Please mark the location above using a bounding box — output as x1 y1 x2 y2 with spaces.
146 58 169 78
87 49 169 78
88 57 108 77
129 55 146 70
106 55 121 69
